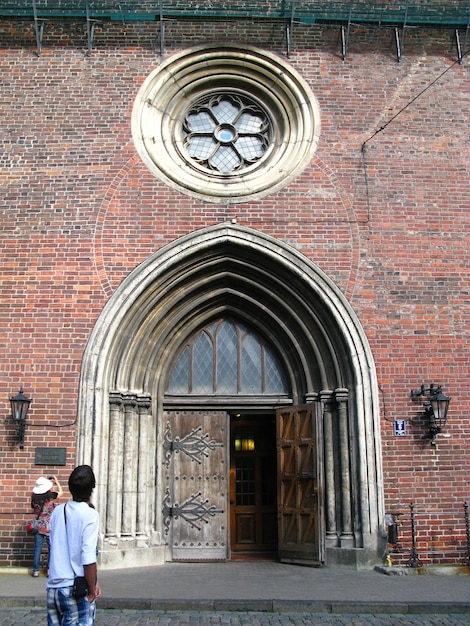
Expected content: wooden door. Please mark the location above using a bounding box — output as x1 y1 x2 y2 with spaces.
163 410 229 561
276 404 324 566
230 415 277 554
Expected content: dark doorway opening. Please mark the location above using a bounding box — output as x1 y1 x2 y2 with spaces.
230 414 278 560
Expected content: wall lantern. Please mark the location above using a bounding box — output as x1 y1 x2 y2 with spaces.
410 384 451 447
10 387 31 449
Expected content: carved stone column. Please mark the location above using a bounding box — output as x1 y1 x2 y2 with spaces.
320 390 337 543
336 387 354 546
107 392 123 537
121 393 138 536
136 394 151 540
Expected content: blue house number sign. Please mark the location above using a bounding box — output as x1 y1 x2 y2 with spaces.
394 420 406 436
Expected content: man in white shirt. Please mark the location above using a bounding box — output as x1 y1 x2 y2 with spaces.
47 465 101 626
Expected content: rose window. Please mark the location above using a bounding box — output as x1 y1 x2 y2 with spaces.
132 45 321 203
183 94 271 174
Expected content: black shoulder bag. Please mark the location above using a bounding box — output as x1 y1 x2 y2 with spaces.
64 504 89 599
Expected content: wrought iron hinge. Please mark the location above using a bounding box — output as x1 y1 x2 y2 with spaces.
163 422 223 466
163 488 224 534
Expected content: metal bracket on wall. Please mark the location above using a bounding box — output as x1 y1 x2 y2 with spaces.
340 1 353 61
394 3 408 62
32 0 101 56
32 0 45 56
158 0 164 56
85 0 102 56
286 0 296 58
339 1 409 63
17 1 469 63
455 18 470 64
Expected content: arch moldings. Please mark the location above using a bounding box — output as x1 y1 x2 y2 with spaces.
77 223 384 568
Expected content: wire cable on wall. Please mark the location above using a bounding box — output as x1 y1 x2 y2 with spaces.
362 50 469 149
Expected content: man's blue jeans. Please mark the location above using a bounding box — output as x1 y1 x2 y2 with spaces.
33 532 50 574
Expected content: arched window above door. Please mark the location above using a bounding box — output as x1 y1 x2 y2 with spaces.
167 318 288 395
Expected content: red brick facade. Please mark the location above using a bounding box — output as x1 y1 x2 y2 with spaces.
1 15 469 568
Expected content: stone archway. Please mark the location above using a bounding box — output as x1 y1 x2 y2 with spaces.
77 223 384 569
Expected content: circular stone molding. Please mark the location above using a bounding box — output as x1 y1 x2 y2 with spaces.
132 45 321 204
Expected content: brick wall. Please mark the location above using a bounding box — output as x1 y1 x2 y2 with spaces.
0 17 468 567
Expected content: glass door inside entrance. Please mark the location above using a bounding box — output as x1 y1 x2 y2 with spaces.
230 415 277 556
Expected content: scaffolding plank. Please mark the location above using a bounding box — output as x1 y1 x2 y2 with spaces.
0 1 469 29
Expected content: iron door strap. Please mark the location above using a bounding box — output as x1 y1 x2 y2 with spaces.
163 422 223 466
163 487 224 535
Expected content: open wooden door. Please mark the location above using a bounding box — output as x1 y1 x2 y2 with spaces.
276 404 324 566
163 410 229 561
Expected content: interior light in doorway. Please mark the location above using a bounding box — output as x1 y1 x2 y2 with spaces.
234 438 256 451
234 427 256 451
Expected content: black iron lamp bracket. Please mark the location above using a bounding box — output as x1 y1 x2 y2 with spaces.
410 384 450 447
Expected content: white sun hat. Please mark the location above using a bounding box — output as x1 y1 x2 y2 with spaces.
33 476 53 494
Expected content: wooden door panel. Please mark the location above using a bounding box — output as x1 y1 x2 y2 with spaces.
280 476 296 508
280 446 296 475
299 443 315 475
235 513 256 544
299 513 317 545
284 514 316 546
299 414 314 439
281 513 298 544
277 404 324 566
299 479 316 503
164 410 228 561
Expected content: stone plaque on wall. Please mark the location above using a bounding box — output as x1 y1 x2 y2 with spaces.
35 447 67 466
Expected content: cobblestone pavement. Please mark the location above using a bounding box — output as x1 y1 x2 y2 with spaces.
1 609 470 626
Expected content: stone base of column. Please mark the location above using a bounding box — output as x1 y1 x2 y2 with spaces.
339 532 355 548
99 545 165 569
326 543 385 569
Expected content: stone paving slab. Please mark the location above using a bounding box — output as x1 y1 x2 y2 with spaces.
0 608 470 626
1 562 469 615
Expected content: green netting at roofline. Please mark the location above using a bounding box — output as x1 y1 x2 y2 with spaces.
1 0 469 27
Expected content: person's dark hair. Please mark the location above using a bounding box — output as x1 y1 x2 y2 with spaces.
68 465 96 502
31 491 52 505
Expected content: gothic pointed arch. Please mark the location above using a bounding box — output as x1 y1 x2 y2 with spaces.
77 223 384 568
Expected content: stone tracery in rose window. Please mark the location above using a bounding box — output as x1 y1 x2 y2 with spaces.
182 94 271 174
